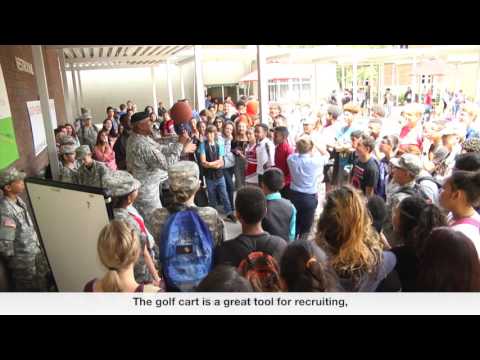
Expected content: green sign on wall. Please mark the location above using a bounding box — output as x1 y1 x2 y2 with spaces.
0 116 19 170
0 64 19 170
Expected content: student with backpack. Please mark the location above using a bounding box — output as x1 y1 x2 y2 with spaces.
439 170 480 257
149 161 226 291
260 168 297 242
214 186 287 268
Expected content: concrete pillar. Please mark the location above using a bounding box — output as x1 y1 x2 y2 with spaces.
194 45 205 111
150 66 157 111
77 69 84 107
352 61 358 104
166 60 173 107
70 65 80 116
57 49 74 123
31 46 60 180
411 57 417 103
179 65 185 100
256 45 269 124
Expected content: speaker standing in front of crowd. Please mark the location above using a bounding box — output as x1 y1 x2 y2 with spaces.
0 167 51 291
126 111 197 230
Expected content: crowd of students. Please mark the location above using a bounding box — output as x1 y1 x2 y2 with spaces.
2 91 480 293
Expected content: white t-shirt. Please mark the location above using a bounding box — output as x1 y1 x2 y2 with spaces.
449 211 480 257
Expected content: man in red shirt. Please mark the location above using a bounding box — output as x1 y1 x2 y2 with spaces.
273 126 294 199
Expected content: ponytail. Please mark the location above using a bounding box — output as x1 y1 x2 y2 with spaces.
102 269 122 292
97 220 141 292
280 241 332 292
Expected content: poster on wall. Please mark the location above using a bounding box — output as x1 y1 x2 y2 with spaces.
26 99 58 156
0 64 20 170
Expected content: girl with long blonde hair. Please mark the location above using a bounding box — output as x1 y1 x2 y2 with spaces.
84 220 162 292
315 186 400 291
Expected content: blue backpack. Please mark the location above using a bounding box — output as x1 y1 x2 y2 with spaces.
159 204 214 292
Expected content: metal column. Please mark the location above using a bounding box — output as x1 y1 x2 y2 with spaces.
256 45 269 124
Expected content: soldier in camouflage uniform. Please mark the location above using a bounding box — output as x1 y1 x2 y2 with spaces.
126 112 197 231
0 167 51 291
150 161 226 265
73 145 110 188
103 170 161 286
58 144 79 183
78 113 99 151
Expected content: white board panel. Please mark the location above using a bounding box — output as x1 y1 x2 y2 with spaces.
25 180 111 292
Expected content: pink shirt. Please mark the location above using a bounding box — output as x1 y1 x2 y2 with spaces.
94 145 117 171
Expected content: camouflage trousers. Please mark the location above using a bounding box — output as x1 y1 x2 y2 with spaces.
8 250 51 292
135 181 163 233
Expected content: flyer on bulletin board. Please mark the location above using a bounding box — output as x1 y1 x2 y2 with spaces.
0 64 20 170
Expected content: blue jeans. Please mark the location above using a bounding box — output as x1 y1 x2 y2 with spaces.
223 167 235 211
206 176 233 215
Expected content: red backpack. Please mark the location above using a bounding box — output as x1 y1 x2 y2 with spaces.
238 251 284 292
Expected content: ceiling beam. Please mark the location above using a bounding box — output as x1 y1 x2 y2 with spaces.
66 63 165 71
67 55 171 64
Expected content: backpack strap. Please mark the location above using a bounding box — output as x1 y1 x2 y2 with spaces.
417 176 442 189
451 218 480 228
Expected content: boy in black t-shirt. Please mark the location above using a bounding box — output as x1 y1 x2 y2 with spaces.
351 134 379 197
214 186 287 267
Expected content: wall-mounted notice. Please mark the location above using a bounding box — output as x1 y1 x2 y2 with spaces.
26 99 58 156
0 64 19 170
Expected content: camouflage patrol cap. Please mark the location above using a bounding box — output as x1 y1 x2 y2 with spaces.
103 171 141 197
0 167 26 188
58 134 76 146
75 145 92 160
60 144 78 155
168 161 200 193
462 137 480 153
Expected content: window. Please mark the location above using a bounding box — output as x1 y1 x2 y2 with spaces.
268 77 311 102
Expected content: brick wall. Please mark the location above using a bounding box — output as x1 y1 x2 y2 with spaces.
0 45 67 176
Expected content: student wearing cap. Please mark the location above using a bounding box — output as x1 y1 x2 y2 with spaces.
79 113 99 151
58 144 79 183
72 145 110 189
0 167 51 291
150 161 226 256
126 111 197 230
103 171 162 286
